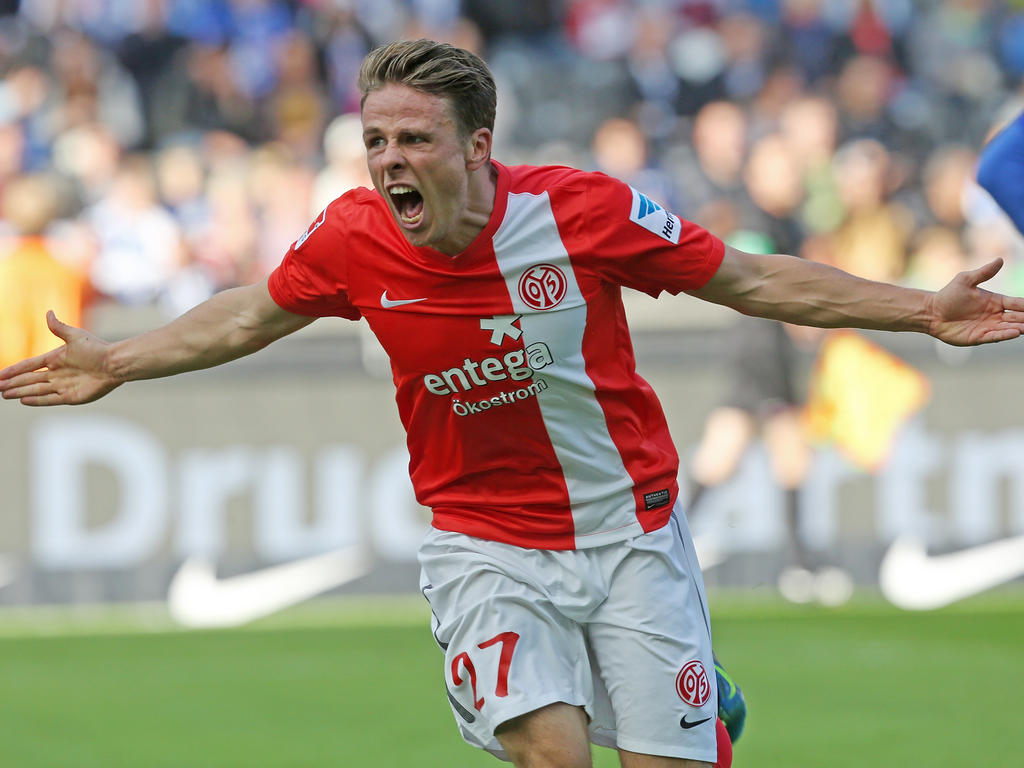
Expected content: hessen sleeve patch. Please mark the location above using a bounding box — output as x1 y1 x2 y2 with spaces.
628 186 682 245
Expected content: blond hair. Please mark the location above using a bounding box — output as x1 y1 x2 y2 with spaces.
358 39 496 139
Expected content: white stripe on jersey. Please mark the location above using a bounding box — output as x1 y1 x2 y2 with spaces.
492 191 643 548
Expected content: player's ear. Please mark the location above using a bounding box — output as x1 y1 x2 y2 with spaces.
466 127 492 170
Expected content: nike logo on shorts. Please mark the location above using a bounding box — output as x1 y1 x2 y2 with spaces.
679 714 712 729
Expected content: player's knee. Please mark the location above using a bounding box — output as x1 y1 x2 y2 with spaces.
495 703 592 768
499 733 592 768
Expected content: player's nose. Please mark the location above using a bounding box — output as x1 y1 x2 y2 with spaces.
379 140 406 171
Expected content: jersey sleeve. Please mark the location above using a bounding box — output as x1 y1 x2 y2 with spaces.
581 173 724 297
267 196 362 319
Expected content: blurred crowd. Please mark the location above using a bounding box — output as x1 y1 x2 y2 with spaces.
2 0 1024 366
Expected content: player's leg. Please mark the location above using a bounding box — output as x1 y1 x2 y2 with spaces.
763 406 817 599
588 506 719 766
616 718 731 767
419 529 602 765
687 406 756 508
764 407 854 604
762 406 811 492
495 702 592 768
690 407 756 487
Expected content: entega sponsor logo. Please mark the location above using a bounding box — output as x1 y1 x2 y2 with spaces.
422 342 555 417
423 343 554 395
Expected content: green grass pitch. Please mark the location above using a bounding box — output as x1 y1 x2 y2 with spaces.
1 592 1022 767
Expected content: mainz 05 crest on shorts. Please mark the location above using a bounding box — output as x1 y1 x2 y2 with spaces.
675 659 711 707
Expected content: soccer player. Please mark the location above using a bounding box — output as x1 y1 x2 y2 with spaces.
977 109 1024 234
4 40 1024 768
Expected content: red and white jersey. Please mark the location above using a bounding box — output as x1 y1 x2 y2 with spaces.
268 162 724 549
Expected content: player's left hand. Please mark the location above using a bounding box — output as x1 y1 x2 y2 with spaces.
928 258 1024 346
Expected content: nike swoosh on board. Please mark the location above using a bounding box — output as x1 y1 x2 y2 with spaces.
879 535 1024 610
380 290 427 308
167 545 371 628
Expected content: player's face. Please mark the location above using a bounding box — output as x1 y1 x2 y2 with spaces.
362 84 489 254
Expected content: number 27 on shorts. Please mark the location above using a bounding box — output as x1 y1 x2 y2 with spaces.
450 631 520 711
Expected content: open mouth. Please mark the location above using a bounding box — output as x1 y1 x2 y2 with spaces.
389 185 424 226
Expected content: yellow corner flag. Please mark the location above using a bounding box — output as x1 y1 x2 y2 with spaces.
803 331 930 471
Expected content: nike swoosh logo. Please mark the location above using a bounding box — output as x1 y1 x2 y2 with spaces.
380 290 427 308
879 535 1024 610
680 714 712 729
167 545 370 628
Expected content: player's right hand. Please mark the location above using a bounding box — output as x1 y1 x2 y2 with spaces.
0 311 122 406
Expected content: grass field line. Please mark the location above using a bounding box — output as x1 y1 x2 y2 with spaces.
0 593 432 638
1 587 1023 639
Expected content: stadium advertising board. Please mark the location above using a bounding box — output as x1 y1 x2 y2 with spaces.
1 331 1022 608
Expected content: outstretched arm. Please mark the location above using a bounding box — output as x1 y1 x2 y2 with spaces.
0 279 314 406
689 247 1024 347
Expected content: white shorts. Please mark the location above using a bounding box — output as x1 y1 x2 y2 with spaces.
418 504 718 763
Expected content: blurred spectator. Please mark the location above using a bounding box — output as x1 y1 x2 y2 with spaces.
779 0 838 82
623 5 680 124
830 138 911 282
904 225 969 291
114 0 188 148
717 12 770 102
0 120 27 190
155 140 209 238
675 100 747 216
0 173 87 367
315 4 372 115
747 63 805 135
0 64 49 164
741 133 805 253
921 144 978 229
466 0 564 48
43 27 145 148
687 130 813 530
190 161 257 293
170 43 264 142
266 31 329 162
566 0 635 62
247 141 314 277
51 122 123 206
312 113 372 214
0 0 1017 323
666 24 729 116
223 0 295 102
590 115 676 209
833 54 896 144
86 154 182 305
779 94 844 234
